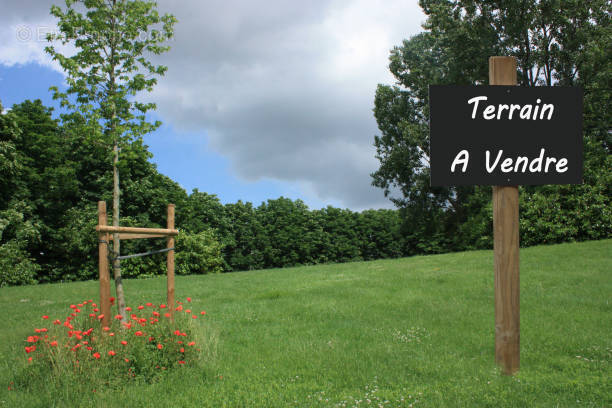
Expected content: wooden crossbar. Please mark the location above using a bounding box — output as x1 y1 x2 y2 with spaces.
118 233 167 240
96 226 178 236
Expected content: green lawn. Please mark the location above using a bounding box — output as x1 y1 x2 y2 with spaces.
1 240 610 407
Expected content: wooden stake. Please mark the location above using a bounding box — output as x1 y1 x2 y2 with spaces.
489 56 520 375
167 204 176 316
97 201 111 328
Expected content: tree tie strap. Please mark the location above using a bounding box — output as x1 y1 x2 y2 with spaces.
98 240 173 262
114 247 175 261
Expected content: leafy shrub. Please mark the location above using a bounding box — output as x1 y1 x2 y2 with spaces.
175 230 224 275
0 202 41 286
0 242 39 286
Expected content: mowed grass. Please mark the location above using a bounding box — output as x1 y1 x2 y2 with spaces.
0 239 610 407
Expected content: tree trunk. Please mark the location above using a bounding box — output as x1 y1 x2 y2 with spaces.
112 143 127 320
109 0 127 320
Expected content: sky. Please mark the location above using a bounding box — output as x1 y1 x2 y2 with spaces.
0 0 426 211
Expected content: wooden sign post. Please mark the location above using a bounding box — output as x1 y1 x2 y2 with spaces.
490 56 520 375
429 56 583 375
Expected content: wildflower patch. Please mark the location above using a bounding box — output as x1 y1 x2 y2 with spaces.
15 296 210 390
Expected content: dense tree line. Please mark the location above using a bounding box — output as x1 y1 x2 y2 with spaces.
0 100 408 285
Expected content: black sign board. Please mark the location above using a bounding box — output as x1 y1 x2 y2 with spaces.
429 85 582 186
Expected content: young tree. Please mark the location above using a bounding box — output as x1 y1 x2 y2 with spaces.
46 0 176 318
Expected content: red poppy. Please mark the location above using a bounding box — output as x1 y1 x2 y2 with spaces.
93 308 99 312
50 341 58 347
200 311 206 315
110 297 115 304
26 336 39 343
86 346 93 351
152 311 160 317
109 333 115 337
25 345 36 353
185 309 191 314
102 326 110 332
187 342 195 346
124 358 130 363
97 314 104 320
70 305 76 309
146 302 153 307
164 313 171 318
157 344 163 350
134 331 144 336
186 297 192 302
114 314 123 320
42 315 49 319
53 319 61 325
121 340 127 346
138 305 144 310
160 304 167 309
192 315 198 319
125 307 132 311
108 350 116 356
178 361 185 364
92 352 101 359
179 347 185 353
176 305 183 311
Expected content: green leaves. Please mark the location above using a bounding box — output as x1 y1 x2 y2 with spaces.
176 230 224 275
372 0 611 253
46 0 176 144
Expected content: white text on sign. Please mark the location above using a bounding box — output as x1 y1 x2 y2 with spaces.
467 96 554 120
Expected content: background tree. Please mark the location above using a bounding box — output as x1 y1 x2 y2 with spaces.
372 0 611 252
46 0 177 317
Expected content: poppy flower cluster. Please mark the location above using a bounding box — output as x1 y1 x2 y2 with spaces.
20 296 207 384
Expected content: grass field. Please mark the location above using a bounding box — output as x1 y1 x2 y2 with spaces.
1 239 610 407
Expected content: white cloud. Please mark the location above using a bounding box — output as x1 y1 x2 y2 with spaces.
0 0 425 210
